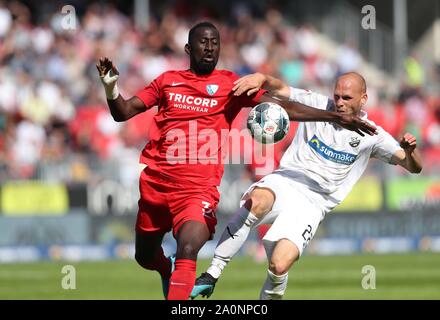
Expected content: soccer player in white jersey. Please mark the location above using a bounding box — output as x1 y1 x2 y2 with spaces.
191 72 423 300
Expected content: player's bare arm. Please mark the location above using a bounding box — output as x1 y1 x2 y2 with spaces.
258 94 376 137
233 73 290 99
97 57 146 122
391 133 423 173
233 73 377 136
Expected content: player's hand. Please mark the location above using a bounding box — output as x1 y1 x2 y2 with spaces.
97 56 119 81
233 73 266 96
399 133 417 153
96 57 120 100
337 114 377 136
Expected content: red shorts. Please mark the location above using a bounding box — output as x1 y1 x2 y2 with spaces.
135 168 220 238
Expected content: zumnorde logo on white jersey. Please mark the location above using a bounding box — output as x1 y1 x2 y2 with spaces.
308 135 358 165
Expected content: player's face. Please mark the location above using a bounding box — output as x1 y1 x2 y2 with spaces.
186 27 220 75
333 78 367 116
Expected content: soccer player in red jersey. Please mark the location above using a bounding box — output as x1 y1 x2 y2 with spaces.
97 21 376 300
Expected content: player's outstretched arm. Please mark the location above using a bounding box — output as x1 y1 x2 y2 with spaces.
233 72 376 136
97 57 147 122
259 94 377 137
233 73 290 100
391 133 423 173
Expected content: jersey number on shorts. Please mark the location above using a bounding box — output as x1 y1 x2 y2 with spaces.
202 201 216 219
302 224 313 248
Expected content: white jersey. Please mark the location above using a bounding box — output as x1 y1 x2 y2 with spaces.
276 87 403 211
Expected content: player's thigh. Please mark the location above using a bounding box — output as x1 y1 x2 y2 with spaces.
136 173 173 239
170 186 220 239
135 230 166 261
135 199 171 262
263 189 323 258
240 173 290 222
241 187 275 218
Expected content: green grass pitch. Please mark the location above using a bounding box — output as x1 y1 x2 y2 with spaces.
1 253 439 299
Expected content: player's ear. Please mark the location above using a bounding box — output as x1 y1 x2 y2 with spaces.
184 43 191 55
360 93 368 108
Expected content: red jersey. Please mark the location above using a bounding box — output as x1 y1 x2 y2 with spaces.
135 69 265 186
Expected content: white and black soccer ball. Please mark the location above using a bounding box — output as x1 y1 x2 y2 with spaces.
247 102 290 144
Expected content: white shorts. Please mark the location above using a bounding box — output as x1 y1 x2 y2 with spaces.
241 172 328 256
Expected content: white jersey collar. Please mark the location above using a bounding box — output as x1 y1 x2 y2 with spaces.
359 110 368 119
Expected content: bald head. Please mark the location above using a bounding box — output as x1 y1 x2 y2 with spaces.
333 72 368 116
336 72 367 94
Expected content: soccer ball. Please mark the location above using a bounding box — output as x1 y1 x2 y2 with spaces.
247 102 290 144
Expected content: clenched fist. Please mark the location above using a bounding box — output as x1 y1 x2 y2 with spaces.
399 133 417 153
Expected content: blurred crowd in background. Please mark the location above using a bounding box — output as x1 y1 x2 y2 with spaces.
0 0 439 186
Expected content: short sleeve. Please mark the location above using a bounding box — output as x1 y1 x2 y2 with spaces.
289 87 331 111
135 73 164 109
371 126 403 163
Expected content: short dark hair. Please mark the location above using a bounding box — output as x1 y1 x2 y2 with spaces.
188 21 219 45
